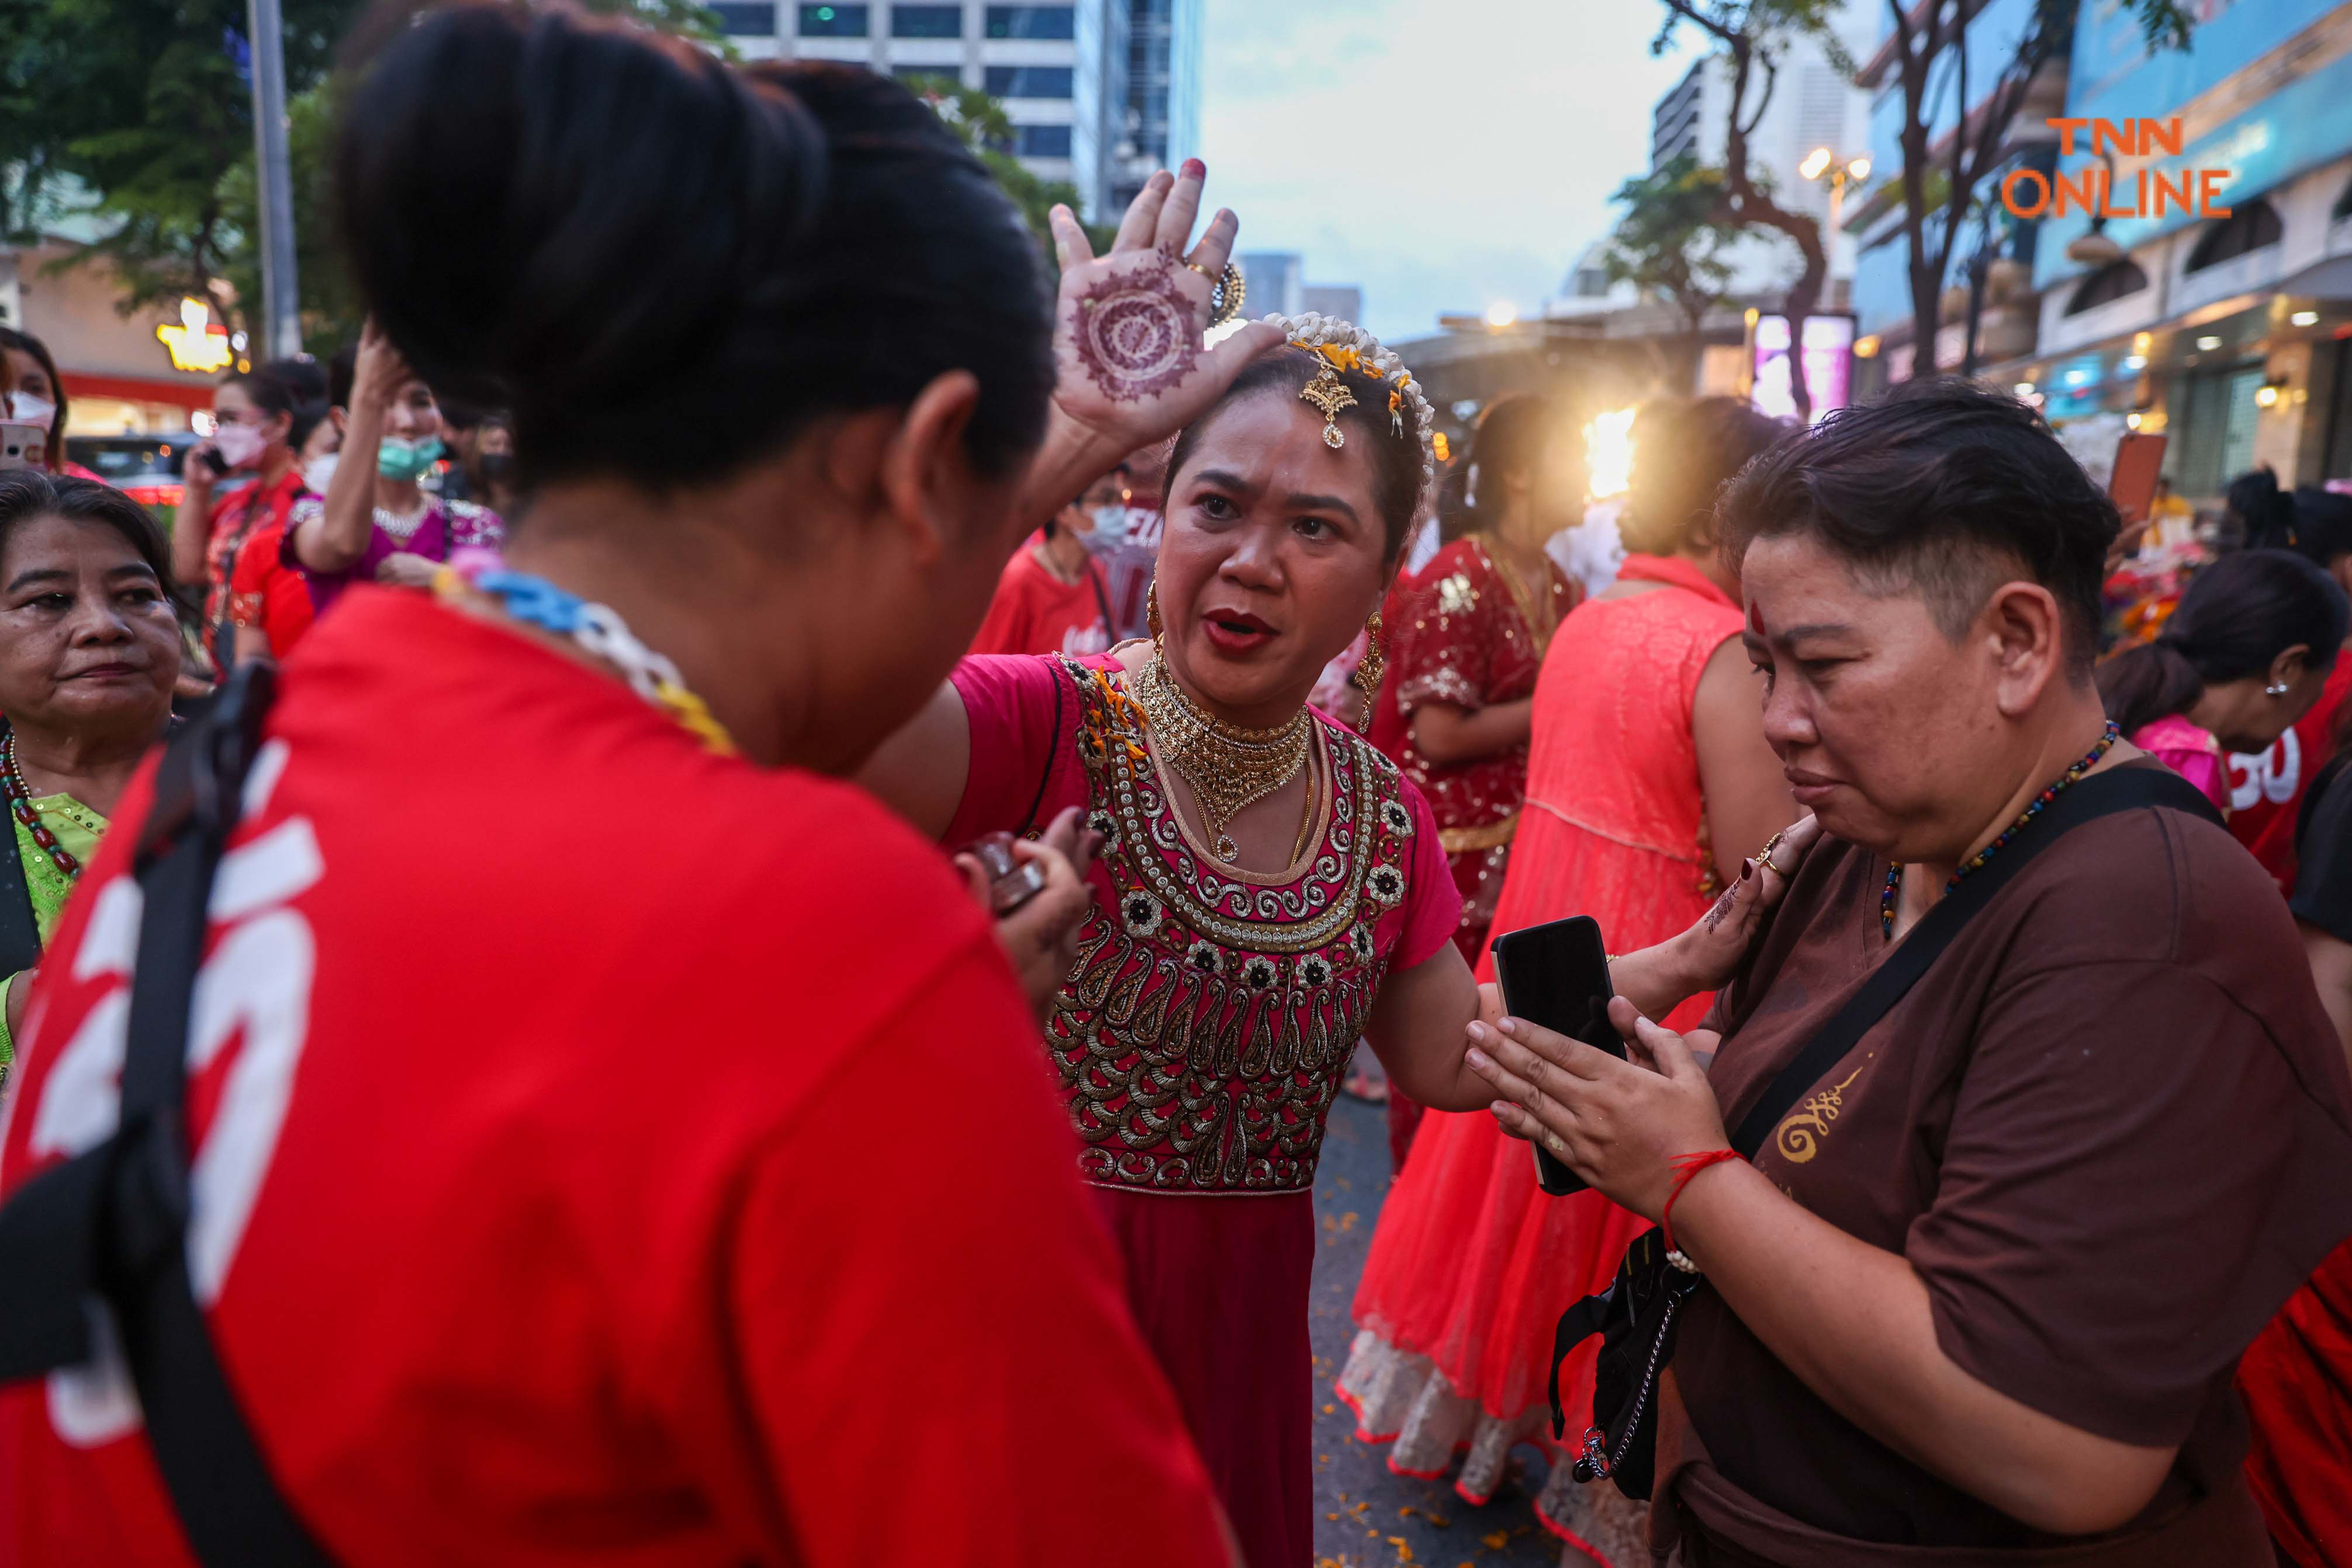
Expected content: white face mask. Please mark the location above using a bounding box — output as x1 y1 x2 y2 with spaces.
7 394 54 426
303 453 340 495
212 422 271 471
1088 504 1129 545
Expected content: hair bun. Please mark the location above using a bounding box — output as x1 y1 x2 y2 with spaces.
337 4 827 408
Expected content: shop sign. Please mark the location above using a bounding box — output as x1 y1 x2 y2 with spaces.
1752 314 1854 424
156 298 232 375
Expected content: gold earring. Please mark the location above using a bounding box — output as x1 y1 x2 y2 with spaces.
1351 610 1385 733
1147 577 1164 657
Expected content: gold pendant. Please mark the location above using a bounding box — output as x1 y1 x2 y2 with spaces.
1215 832 1240 863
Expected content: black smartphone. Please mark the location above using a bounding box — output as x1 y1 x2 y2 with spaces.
1489 915 1623 1197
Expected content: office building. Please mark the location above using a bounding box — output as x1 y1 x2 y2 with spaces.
1645 7 1873 296
1111 0 1204 210
722 2 1129 218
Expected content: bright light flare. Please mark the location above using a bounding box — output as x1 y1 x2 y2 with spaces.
1846 157 1872 182
1485 300 1519 329
1585 406 1637 500
1799 147 1832 181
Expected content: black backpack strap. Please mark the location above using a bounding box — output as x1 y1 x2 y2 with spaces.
0 662 333 1566
0 722 53 981
1727 763 2221 1159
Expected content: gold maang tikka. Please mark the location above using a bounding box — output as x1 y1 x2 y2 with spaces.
1298 363 1357 449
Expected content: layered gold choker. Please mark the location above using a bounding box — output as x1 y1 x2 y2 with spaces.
1130 656 1313 863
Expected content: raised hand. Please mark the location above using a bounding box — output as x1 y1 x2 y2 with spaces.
1043 160 1284 461
1674 813 1824 992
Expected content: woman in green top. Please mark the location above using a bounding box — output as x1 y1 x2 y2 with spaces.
0 469 184 1081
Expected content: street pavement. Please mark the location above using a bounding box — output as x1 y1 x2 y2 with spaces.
1309 1095 1566 1568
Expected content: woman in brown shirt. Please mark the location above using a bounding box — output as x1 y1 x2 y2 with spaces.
1463 379 2352 1566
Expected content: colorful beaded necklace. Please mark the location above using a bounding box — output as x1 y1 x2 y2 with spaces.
2 729 82 880
1879 721 2120 940
434 554 735 756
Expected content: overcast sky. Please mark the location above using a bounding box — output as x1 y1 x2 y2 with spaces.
1196 0 1708 347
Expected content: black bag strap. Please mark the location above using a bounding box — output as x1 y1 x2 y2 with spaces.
1725 762 2222 1159
1545 762 2223 1446
0 724 49 981
0 662 333 1566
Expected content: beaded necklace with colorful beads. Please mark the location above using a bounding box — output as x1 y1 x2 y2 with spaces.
433 553 735 756
2 729 82 881
1879 721 2120 940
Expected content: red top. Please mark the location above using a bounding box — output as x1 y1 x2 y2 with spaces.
199 468 307 666
0 590 1226 1567
946 653 1461 1194
968 539 1112 659
224 518 316 661
1370 534 1578 837
2228 656 2352 894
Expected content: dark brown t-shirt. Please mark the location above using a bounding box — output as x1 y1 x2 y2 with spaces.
1665 766 2352 1563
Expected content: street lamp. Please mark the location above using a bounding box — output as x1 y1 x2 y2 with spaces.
1485 300 1519 329
1803 150 1874 282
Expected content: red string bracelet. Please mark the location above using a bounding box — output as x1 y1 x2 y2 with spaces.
1662 1148 1746 1260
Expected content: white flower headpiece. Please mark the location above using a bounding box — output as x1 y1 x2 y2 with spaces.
1259 310 1438 506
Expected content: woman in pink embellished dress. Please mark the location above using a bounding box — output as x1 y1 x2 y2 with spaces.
867 309 1790 1566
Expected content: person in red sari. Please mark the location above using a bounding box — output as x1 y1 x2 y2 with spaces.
1370 395 1580 1170
1340 395 1794 1566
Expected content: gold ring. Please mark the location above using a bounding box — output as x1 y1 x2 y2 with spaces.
1206 262 1247 328
1544 1132 1569 1157
1184 261 1212 276
1759 828 1787 857
1759 851 1792 878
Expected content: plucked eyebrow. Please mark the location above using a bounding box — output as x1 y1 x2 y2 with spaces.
1286 491 1361 525
1190 469 1363 527
1744 621 1853 653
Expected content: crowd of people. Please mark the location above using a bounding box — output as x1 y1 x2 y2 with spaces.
2 8 2352 1568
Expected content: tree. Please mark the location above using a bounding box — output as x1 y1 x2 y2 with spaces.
1 0 720 358
1602 154 1742 392
1 0 362 346
917 83 1118 261
1879 0 2192 379
1650 0 1847 420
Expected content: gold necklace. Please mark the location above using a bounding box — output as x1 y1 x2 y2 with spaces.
1130 656 1313 863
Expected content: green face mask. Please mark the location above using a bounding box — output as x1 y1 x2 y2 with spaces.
376 435 445 483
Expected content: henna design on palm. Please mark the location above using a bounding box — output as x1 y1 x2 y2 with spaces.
1071 258 1200 404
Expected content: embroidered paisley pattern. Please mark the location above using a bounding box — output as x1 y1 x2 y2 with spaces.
1049 655 1416 1194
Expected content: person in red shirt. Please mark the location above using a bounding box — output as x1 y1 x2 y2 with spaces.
2226 479 2352 892
0 12 1281 1563
969 471 1122 656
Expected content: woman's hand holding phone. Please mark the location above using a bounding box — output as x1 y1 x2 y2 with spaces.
1467 1007 1730 1220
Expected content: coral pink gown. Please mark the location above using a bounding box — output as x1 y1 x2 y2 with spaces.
1339 554 1742 1565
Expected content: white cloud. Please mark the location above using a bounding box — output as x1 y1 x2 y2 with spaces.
1197 0 1708 345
